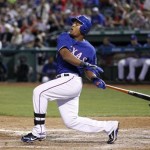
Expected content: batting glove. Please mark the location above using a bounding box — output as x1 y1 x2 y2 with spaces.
92 77 106 89
80 61 104 75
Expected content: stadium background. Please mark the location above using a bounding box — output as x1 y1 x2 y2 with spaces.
0 0 150 149
0 0 150 83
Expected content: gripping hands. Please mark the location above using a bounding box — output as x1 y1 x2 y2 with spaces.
80 61 106 89
92 77 106 89
80 62 104 75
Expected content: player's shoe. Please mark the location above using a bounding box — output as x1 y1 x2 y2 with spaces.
21 133 46 143
107 122 119 144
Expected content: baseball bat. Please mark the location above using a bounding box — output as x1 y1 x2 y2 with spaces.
106 84 150 101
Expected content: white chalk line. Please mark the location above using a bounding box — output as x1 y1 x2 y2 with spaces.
0 128 103 149
0 128 132 137
0 129 70 149
0 145 50 149
0 128 141 136
0 128 71 136
1 128 150 136
0 128 150 149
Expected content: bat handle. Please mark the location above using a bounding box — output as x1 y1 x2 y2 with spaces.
106 84 129 94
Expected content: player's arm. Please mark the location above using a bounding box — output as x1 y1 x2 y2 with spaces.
59 47 104 71
60 48 97 80
59 47 82 66
85 70 106 89
84 70 96 80
60 47 93 79
59 47 105 89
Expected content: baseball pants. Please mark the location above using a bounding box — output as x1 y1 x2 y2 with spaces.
126 58 146 80
138 59 150 80
31 73 117 138
118 57 135 80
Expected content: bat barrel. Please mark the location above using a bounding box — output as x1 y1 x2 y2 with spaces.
128 91 150 101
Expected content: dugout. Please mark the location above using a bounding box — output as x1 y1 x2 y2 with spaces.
1 47 150 83
1 29 150 83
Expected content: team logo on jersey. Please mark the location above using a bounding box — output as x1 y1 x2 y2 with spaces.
71 46 87 61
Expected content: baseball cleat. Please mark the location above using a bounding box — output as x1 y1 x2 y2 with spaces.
21 133 45 143
107 122 119 144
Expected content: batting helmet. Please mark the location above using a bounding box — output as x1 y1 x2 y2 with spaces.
71 15 92 35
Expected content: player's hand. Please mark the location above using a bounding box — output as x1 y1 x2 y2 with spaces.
92 77 106 89
81 62 104 75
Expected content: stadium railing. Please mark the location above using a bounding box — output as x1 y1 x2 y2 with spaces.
0 46 149 83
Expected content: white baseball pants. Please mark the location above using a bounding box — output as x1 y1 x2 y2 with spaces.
32 73 117 138
118 57 134 80
126 58 146 80
138 59 150 80
118 57 149 81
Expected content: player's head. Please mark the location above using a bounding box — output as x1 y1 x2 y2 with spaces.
130 35 138 45
71 15 92 35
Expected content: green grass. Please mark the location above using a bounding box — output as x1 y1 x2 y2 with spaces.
80 88 150 117
0 84 150 117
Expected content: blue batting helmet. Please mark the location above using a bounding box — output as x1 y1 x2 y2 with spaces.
71 15 92 35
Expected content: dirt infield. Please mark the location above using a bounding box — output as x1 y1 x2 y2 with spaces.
0 83 150 149
0 116 150 150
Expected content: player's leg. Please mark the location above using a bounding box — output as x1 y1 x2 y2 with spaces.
57 97 119 144
32 76 82 136
118 58 127 80
21 75 82 142
138 59 150 81
126 58 139 81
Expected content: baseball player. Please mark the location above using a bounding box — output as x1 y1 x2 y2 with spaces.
118 35 142 81
128 34 150 82
21 15 119 144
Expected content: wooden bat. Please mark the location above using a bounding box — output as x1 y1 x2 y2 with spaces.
106 84 150 102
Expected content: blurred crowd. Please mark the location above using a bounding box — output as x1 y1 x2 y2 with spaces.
0 0 150 49
0 0 150 83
